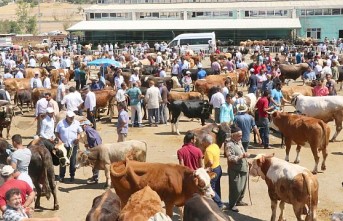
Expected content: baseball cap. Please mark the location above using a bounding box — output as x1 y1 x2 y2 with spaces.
66 111 75 118
1 165 14 176
186 71 191 75
249 68 255 73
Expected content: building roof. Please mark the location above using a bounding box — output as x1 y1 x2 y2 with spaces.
68 18 301 31
85 0 343 12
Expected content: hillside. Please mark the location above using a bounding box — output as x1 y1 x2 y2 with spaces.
0 2 91 33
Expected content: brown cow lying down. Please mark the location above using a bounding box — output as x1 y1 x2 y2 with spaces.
119 186 171 221
110 159 215 218
76 140 147 188
86 190 121 221
183 193 230 221
271 111 330 174
250 154 318 221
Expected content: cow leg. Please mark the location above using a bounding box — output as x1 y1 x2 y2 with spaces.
310 146 320 174
6 125 10 140
292 203 303 221
165 202 174 218
321 148 328 171
176 115 182 135
284 137 292 162
278 201 286 221
270 199 278 221
104 164 111 189
294 145 301 164
0 127 3 139
330 117 342 142
34 178 42 209
47 167 59 210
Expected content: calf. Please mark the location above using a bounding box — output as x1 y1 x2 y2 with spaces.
76 140 147 188
271 111 330 174
169 100 212 135
250 154 318 221
110 160 215 217
86 190 121 221
183 193 230 221
119 186 170 221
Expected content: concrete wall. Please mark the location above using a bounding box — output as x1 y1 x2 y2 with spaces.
298 15 343 41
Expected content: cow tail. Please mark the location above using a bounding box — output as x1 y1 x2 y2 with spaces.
302 172 313 219
44 165 52 200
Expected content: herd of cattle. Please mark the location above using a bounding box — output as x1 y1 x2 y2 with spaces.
0 49 343 220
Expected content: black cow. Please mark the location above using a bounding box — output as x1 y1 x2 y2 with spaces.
141 65 159 76
169 100 212 135
140 75 173 91
86 190 121 221
183 193 230 221
15 89 32 114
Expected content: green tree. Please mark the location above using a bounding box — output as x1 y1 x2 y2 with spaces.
15 0 37 34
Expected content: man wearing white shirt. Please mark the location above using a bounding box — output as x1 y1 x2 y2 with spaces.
321 61 332 79
61 86 83 115
30 72 43 89
159 66 166 78
29 56 36 68
129 68 141 87
114 69 124 90
43 75 51 89
40 107 55 141
116 83 127 106
3 72 13 79
0 85 10 102
83 85 97 129
15 69 24 78
210 86 225 123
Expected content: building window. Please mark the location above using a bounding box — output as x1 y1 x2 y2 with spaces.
90 13 94 19
97 0 104 3
314 9 322 15
323 9 332 15
332 9 341 15
307 28 321 39
102 13 109 18
244 10 288 18
95 13 101 19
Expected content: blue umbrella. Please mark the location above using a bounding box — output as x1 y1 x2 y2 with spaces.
87 58 122 68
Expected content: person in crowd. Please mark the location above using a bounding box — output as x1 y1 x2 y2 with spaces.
28 56 36 68
79 64 88 90
39 108 55 141
56 77 67 111
171 59 179 77
325 74 337 96
313 79 329 96
35 93 58 135
177 131 203 170
145 81 162 127
90 78 101 91
234 104 262 152
42 74 51 89
224 125 249 213
80 120 102 184
270 83 289 111
15 68 24 79
0 166 35 213
261 74 273 95
331 60 339 82
0 85 10 102
3 71 13 79
256 68 267 97
83 85 97 129
247 68 258 96
30 72 43 89
302 66 316 85
321 61 332 78
182 71 192 92
220 94 234 124
210 86 225 124
55 111 82 183
61 86 83 115
197 64 207 79
114 69 124 90
116 82 127 108
97 72 106 89
159 66 166 78
222 79 231 99
74 66 81 91
256 90 274 149
158 81 169 125
211 59 221 74
129 67 141 87
117 102 129 142
203 134 226 210
126 82 143 127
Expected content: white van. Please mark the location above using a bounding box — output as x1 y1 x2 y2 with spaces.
168 32 216 53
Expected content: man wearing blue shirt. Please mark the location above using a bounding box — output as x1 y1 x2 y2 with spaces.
302 66 316 85
197 64 207 79
270 83 289 110
125 82 143 127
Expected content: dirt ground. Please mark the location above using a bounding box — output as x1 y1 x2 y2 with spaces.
9 57 343 221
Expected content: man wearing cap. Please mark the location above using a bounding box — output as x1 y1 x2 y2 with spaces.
234 104 261 152
197 64 207 79
90 78 101 91
182 71 192 92
0 165 35 213
125 82 143 127
83 85 97 129
39 108 55 141
35 93 58 135
145 81 162 127
80 120 102 184
247 68 259 96
30 72 43 89
224 124 249 212
61 86 84 115
55 111 83 182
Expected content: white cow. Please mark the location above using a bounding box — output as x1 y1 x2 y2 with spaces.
291 94 343 141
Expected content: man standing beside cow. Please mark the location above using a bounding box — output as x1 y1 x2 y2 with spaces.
177 132 203 171
117 102 129 142
125 82 143 127
83 86 97 129
145 81 162 127
256 90 274 149
158 81 169 125
210 86 225 124
30 72 43 89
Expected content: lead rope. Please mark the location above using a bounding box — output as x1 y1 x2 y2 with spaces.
248 161 253 206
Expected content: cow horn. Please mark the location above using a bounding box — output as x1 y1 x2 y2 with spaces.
110 158 129 177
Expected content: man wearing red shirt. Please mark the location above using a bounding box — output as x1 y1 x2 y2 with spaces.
0 166 35 213
256 90 275 149
177 132 203 170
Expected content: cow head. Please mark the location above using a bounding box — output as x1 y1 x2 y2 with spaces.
249 153 274 180
55 141 70 167
75 150 91 169
200 100 212 119
290 93 301 106
214 122 231 148
193 168 215 198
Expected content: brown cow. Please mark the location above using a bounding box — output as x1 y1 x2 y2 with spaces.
86 190 121 221
271 111 330 174
4 78 31 97
31 88 57 107
93 89 116 120
25 67 49 78
119 186 169 221
195 73 237 96
110 160 215 217
167 91 202 103
250 154 318 221
50 69 74 84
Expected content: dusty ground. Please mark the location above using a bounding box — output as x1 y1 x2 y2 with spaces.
0 2 89 33
7 56 343 221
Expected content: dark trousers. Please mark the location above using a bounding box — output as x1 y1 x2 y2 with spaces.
148 108 159 125
59 145 78 178
75 80 80 90
259 117 270 147
214 108 220 124
242 141 249 152
211 166 223 208
81 80 87 90
87 109 96 130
